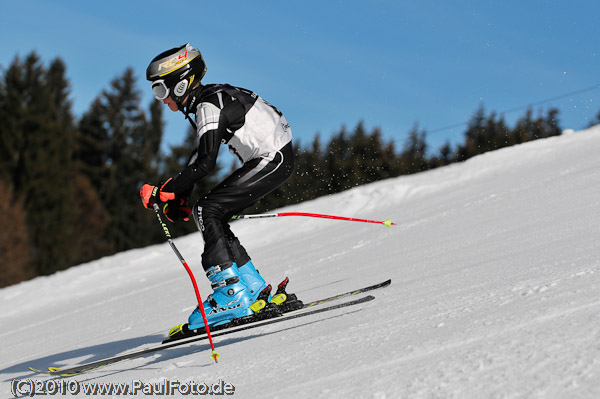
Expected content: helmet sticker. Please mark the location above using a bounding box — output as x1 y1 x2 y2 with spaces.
158 50 188 72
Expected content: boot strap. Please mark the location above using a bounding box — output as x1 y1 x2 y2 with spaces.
205 262 234 279
205 265 222 279
210 276 240 289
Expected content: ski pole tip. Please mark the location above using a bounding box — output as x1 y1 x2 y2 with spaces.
383 220 395 227
212 350 220 363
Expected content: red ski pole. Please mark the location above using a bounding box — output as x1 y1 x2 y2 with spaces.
232 212 396 227
152 203 220 363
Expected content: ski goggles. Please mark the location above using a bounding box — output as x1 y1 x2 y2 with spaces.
151 80 170 100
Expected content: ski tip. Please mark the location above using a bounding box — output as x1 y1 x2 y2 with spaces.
28 366 47 374
28 366 79 377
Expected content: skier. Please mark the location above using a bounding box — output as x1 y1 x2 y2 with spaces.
140 44 294 329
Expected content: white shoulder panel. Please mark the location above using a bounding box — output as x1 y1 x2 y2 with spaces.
195 102 221 137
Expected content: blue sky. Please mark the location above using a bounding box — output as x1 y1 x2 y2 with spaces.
1 0 599 155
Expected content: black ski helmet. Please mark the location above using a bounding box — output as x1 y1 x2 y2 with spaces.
146 43 207 106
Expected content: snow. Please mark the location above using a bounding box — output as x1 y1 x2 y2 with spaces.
2 126 600 398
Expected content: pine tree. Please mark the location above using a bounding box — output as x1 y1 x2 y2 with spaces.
362 126 398 182
323 126 350 193
485 112 510 151
457 106 487 160
399 124 429 174
0 53 81 275
0 178 33 287
0 72 17 183
432 141 454 167
78 68 164 252
78 97 109 190
535 108 561 139
511 108 536 144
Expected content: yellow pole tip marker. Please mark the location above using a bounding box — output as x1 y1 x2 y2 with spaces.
383 219 395 227
212 350 220 363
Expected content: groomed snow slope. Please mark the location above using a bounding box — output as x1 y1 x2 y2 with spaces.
2 126 600 398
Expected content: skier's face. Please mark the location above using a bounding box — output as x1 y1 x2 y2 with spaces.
162 96 179 112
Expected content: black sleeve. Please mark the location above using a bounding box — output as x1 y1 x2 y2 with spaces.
170 100 245 196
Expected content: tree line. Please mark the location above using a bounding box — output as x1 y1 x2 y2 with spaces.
0 52 593 287
252 106 565 213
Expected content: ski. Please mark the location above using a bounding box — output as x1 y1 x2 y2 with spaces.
165 278 392 343
28 294 376 377
304 278 391 308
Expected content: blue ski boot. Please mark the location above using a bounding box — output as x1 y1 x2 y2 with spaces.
187 263 254 329
239 260 281 314
237 260 269 302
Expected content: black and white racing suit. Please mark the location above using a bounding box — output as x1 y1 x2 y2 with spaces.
169 84 294 270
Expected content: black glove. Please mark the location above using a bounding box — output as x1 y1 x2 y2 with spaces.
162 198 192 222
